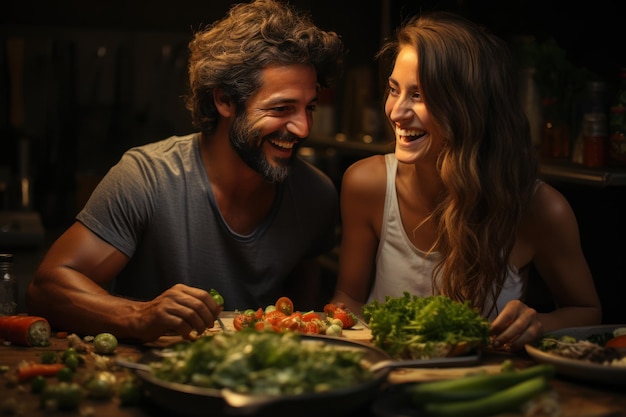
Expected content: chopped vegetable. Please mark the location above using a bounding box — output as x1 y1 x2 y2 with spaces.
56 367 74 382
324 303 358 329
325 324 343 337
17 363 65 382
409 364 555 402
420 376 551 417
66 333 90 352
0 315 51 346
275 296 294 315
30 375 47 393
605 334 626 349
210 288 224 306
362 293 490 359
93 332 118 355
40 382 83 410
537 335 622 364
230 300 357 335
151 330 373 395
302 311 321 322
406 363 556 416
63 353 80 371
85 371 117 399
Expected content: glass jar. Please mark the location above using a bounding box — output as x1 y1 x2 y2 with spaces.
582 113 608 168
540 97 570 159
0 253 18 316
609 105 626 165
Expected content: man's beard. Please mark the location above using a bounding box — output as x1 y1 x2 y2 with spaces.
229 112 298 183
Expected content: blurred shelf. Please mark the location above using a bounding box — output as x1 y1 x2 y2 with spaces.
539 159 626 187
306 134 394 156
306 136 626 187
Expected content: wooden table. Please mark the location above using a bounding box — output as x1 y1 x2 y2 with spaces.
1 315 625 417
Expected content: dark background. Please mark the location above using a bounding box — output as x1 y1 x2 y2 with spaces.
1 0 625 321
2 0 624 226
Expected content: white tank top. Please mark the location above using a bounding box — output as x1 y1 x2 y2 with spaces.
367 154 523 319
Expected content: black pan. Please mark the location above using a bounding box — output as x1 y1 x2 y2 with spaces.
117 334 480 417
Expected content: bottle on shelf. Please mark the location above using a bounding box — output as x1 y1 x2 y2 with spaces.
607 68 626 166
608 105 626 165
582 112 608 168
540 97 570 159
571 80 609 165
616 67 626 107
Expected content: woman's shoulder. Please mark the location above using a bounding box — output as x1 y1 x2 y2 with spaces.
340 154 389 206
342 154 388 187
526 180 578 232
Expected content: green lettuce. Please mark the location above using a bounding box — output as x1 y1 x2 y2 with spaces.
362 293 490 359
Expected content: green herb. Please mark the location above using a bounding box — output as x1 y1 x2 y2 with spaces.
151 330 374 395
362 293 490 359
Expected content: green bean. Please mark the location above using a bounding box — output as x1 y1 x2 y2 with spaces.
422 376 550 417
410 363 554 402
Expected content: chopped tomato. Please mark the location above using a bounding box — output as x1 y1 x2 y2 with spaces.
254 321 268 331
302 311 321 322
264 310 287 326
323 304 338 315
279 315 302 332
605 334 626 349
275 297 294 316
253 308 264 320
333 311 355 329
323 303 357 329
233 314 254 331
303 322 320 334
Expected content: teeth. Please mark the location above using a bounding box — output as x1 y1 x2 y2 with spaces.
269 140 295 149
396 127 424 137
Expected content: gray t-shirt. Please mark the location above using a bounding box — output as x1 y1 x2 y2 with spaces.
76 133 338 310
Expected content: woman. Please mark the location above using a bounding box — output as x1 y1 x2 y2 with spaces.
332 11 601 351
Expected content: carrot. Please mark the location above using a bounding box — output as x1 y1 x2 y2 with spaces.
16 363 65 382
0 315 51 346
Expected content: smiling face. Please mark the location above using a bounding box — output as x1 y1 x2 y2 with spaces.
229 64 318 183
385 46 443 165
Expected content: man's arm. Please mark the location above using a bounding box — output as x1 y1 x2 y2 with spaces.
27 222 221 342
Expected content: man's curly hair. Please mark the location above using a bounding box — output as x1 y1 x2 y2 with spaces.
185 0 345 136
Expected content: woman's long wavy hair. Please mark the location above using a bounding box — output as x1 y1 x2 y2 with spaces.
185 0 344 136
378 11 538 316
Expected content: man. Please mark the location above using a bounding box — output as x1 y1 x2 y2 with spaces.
27 0 344 342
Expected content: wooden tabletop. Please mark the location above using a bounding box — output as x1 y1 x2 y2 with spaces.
1 315 625 417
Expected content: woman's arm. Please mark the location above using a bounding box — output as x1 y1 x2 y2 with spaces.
528 183 602 330
490 183 601 351
331 156 387 317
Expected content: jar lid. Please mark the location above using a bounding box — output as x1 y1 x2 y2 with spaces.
0 254 14 262
583 112 608 136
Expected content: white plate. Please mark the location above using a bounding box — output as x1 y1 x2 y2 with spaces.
525 324 626 385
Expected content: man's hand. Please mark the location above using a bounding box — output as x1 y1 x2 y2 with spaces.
135 283 223 342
